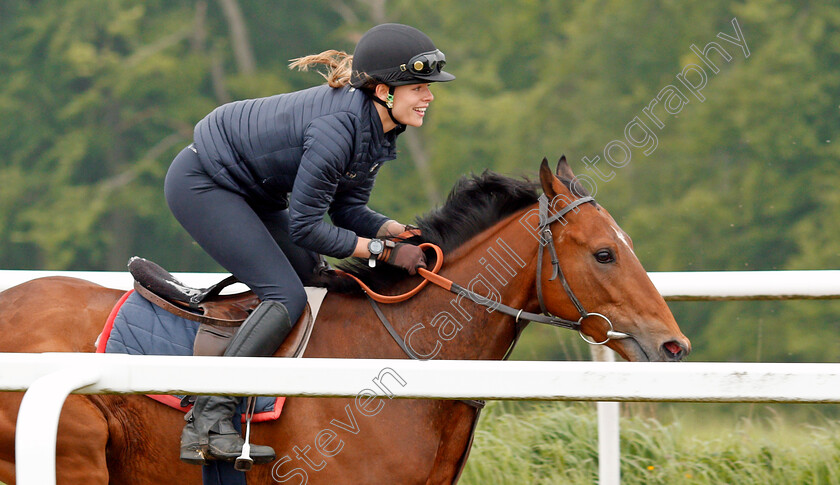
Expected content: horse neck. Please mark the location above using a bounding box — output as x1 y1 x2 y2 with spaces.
410 209 541 360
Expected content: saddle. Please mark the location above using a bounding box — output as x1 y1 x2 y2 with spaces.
127 256 314 357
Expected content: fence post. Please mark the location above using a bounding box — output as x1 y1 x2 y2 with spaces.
591 345 620 485
16 366 101 485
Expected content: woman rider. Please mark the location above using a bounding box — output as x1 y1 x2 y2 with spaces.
165 23 454 465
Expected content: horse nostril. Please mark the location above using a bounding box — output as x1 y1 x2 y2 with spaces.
662 340 685 360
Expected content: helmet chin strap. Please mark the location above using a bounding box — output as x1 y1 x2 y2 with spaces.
371 85 405 129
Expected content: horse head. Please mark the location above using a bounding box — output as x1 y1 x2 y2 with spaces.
536 156 690 362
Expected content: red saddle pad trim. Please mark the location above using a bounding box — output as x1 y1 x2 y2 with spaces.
96 289 135 353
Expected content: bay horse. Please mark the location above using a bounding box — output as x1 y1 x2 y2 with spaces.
0 158 689 484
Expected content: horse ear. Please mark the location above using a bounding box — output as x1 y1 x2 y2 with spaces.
555 155 576 180
539 157 557 198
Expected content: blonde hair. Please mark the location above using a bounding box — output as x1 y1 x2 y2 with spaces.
289 50 354 88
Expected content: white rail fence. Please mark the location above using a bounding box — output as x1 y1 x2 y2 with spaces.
6 355 840 485
3 268 840 299
1 269 839 485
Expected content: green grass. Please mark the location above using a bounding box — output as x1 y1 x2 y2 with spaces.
460 402 840 484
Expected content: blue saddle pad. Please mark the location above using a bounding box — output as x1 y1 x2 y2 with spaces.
104 291 278 415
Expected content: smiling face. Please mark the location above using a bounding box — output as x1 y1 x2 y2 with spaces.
392 83 433 127
374 83 434 130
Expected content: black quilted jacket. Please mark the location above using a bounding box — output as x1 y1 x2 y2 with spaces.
193 85 402 258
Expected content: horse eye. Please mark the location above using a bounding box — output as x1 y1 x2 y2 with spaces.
594 249 615 264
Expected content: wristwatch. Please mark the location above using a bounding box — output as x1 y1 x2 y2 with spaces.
368 238 385 267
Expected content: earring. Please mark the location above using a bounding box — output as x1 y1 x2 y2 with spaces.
386 93 394 109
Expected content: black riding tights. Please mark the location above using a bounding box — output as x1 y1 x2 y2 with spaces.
164 146 314 324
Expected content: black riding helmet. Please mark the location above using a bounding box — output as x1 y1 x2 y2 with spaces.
350 23 455 88
351 24 454 126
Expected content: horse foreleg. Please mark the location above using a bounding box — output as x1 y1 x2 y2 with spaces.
51 395 111 484
0 393 110 484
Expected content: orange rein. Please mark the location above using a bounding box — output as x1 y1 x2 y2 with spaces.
337 242 451 303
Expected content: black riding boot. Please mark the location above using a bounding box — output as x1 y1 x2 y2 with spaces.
180 395 277 464
180 300 294 465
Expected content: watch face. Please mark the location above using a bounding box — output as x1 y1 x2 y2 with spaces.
369 239 384 254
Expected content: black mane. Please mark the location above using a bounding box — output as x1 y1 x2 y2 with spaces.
322 169 595 293
417 170 541 252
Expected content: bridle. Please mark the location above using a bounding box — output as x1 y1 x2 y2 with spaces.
342 194 631 352
532 194 631 345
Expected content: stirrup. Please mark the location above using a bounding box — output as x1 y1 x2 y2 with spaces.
235 443 253 471
235 397 257 471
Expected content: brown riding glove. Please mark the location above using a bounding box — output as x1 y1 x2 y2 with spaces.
379 243 427 275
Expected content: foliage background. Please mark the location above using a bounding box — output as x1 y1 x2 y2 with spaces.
1 0 838 366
